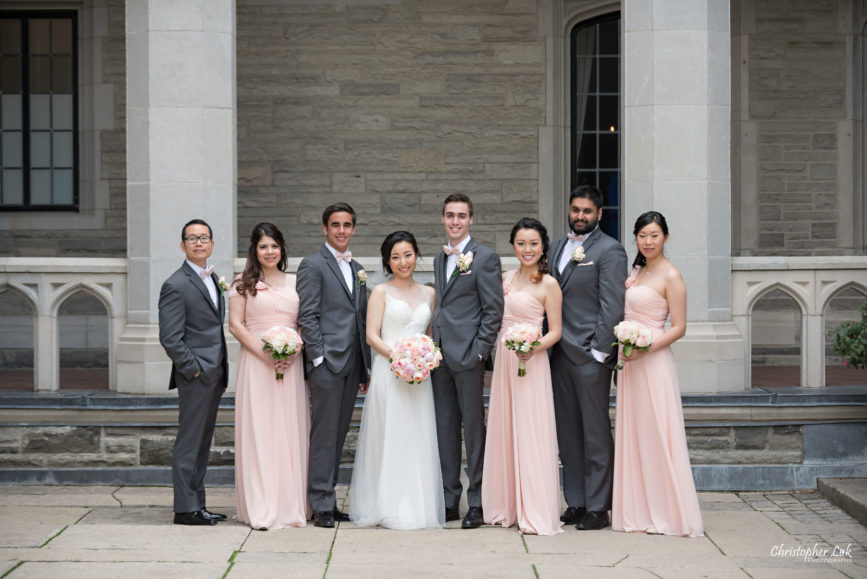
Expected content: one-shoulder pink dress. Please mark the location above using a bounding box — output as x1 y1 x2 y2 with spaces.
230 275 311 530
612 278 703 538
482 272 563 535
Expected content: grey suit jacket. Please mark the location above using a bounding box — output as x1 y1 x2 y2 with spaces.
297 245 371 382
549 228 627 369
432 239 504 372
158 262 229 390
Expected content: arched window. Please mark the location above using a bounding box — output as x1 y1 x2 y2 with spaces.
751 288 802 387
0 287 35 390
571 13 621 240
58 290 108 390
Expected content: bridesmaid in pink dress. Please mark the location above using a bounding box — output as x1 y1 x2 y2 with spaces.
228 223 311 530
612 211 703 538
482 218 563 535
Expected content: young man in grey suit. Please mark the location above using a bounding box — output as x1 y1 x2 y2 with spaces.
549 185 627 531
297 202 371 528
432 193 504 529
159 219 229 526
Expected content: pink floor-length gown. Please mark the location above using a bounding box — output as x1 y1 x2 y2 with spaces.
482 272 563 535
612 279 704 538
231 275 311 530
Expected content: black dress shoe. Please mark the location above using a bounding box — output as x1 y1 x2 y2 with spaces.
200 508 227 521
313 510 335 528
560 506 587 525
332 507 351 522
445 507 461 522
174 511 216 526
462 506 484 529
576 510 610 530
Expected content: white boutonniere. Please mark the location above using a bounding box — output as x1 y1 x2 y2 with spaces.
219 276 230 292
569 246 585 268
357 269 368 287
452 251 474 278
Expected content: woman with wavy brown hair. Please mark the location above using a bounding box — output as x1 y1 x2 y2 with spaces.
228 222 310 530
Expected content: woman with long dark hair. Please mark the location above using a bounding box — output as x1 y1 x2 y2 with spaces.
481 217 564 535
348 231 444 530
229 222 310 530
611 211 703 537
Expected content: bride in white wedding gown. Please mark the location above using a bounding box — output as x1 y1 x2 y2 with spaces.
349 231 445 530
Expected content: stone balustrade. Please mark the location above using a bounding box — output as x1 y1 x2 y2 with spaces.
5 256 867 392
731 256 867 388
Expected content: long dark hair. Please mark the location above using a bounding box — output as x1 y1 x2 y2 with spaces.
632 211 669 269
380 231 420 275
509 217 549 283
236 223 288 297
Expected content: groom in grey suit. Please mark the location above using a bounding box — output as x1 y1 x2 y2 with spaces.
549 185 627 531
432 193 504 529
159 219 229 526
297 202 371 528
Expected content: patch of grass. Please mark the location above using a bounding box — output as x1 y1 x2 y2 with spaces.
704 531 726 556
1 562 24 578
39 526 67 548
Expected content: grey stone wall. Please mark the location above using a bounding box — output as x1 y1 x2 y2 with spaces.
0 422 805 469
235 0 544 257
746 0 847 256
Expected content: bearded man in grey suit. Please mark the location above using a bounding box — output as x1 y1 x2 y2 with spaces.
297 202 371 529
159 219 229 526
432 193 504 529
549 185 627 531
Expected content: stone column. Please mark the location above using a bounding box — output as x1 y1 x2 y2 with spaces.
622 0 745 392
116 0 237 394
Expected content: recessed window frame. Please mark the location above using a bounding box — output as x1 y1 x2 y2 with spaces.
0 10 79 212
570 12 621 241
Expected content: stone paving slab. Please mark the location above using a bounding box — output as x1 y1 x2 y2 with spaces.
227 560 326 578
8 561 230 579
43 523 248 555
240 525 332 553
0 486 120 507
112 485 236 508
0 486 863 577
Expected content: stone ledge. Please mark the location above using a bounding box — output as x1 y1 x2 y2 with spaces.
817 477 867 525
2 385 865 410
4 465 867 491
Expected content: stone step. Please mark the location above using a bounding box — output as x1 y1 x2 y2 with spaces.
817 477 867 526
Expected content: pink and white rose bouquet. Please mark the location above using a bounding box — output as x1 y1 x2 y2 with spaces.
612 320 653 370
503 323 543 377
389 334 443 384
261 326 301 380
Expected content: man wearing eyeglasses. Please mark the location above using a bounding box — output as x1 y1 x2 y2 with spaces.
158 219 229 526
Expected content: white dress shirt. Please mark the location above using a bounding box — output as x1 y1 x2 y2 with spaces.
445 235 472 279
186 259 218 309
325 242 353 294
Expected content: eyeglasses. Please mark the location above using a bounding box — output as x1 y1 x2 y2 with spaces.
184 235 212 244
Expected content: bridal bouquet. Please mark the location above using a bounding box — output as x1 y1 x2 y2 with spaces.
612 320 653 370
389 334 443 384
503 324 542 377
261 326 301 380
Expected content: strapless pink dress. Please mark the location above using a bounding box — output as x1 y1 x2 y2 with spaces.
612 283 703 538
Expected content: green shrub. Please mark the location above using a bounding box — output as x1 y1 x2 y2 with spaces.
827 301 867 369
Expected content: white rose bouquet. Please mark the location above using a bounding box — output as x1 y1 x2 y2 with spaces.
261 326 302 380
612 320 653 370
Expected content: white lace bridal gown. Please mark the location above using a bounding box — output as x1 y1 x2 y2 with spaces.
349 293 445 530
